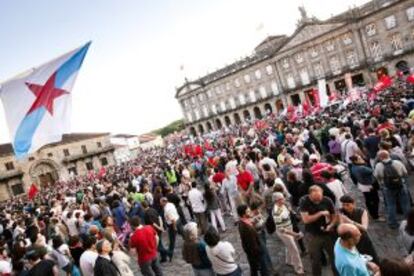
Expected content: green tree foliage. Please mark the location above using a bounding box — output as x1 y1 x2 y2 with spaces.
154 119 185 137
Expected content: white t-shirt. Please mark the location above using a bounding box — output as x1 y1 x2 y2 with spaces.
188 188 206 213
80 250 99 276
341 139 359 164
66 217 79 236
326 179 346 208
0 259 12 274
164 202 179 225
206 241 238 275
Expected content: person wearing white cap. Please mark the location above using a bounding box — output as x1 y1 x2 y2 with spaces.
272 192 304 275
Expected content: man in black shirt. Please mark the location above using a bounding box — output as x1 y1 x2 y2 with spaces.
26 247 59 276
299 185 337 276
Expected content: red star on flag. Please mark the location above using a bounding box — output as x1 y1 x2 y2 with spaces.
25 72 68 115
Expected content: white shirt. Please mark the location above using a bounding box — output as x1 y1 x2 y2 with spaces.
206 241 238 275
164 202 179 225
80 250 98 276
66 217 79 236
0 259 12 274
326 179 346 208
225 160 239 176
221 175 239 198
341 139 359 164
188 188 206 213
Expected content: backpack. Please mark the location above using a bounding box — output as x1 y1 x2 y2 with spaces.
382 161 403 190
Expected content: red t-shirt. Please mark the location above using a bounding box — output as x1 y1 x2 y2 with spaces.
129 225 158 265
237 170 254 191
212 172 225 184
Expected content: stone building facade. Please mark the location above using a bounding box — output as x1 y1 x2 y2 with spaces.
0 133 115 201
176 0 414 135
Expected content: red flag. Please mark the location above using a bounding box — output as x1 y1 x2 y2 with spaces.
28 183 39 200
407 74 414 84
194 145 203 157
98 167 107 178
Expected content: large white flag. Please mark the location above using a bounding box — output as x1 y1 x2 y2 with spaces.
318 79 329 107
0 42 91 158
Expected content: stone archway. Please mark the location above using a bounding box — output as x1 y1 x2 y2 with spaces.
224 116 231 126
396 60 410 75
376 66 389 80
206 121 213 131
253 106 262 119
243 110 251 121
233 113 241 124
275 99 284 113
215 118 223 129
264 103 272 115
189 127 196 136
29 159 60 188
198 124 205 134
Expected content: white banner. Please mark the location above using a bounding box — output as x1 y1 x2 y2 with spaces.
318 79 329 107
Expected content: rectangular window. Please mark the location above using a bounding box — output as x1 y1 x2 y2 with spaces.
266 65 273 75
68 167 78 176
329 56 341 75
5 162 14 171
370 41 382 61
100 157 108 166
244 74 251 83
385 15 397 30
47 153 53 157
346 51 359 68
299 69 310 85
314 62 324 79
255 69 262 79
28 157 35 161
259 86 267 98
97 142 102 148
86 162 94 171
271 81 279 95
249 90 256 102
286 74 295 89
11 184 24 196
407 7 414 21
81 145 87 154
63 149 70 157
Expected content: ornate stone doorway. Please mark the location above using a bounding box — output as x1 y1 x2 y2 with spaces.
29 159 60 188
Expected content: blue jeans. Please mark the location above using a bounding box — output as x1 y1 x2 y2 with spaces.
384 184 411 228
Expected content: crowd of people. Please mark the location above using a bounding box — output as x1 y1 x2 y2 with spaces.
1 77 414 276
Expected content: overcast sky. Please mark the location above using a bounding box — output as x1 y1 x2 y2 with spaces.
0 0 370 144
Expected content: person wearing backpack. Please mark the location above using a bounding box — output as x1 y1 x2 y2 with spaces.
374 150 411 229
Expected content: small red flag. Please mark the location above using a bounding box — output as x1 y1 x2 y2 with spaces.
28 183 39 200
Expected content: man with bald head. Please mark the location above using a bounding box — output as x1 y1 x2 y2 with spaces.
334 223 379 276
299 185 337 276
374 150 410 229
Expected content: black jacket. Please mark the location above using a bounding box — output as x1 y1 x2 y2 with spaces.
238 220 261 258
94 256 120 276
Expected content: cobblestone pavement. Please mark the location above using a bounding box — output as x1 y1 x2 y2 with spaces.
130 175 413 276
